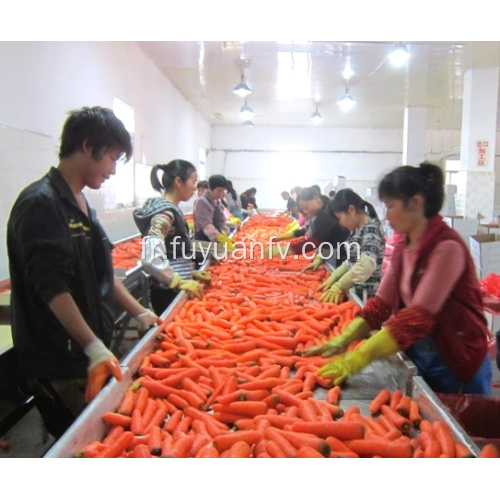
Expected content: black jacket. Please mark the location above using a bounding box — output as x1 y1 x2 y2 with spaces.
7 167 115 379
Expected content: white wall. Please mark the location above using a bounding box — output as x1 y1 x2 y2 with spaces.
0 41 211 280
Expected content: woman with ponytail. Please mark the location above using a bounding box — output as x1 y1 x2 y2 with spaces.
315 188 385 304
133 160 209 315
307 162 492 395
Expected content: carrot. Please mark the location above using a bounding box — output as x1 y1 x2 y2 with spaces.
140 378 177 399
228 441 252 458
345 438 413 458
417 430 442 458
274 429 330 457
133 386 149 413
130 409 145 435
298 399 319 422
75 440 107 458
264 427 298 458
297 446 326 458
194 444 219 458
213 430 263 452
96 431 134 458
479 443 500 458
326 386 341 405
164 409 184 433
117 389 136 416
148 425 163 456
265 439 288 458
163 435 195 458
167 393 189 410
408 400 422 429
395 395 411 418
102 411 132 429
213 401 268 417
380 405 411 433
325 435 354 453
143 407 168 434
389 389 403 410
291 421 365 441
368 389 391 414
432 421 456 458
132 443 153 458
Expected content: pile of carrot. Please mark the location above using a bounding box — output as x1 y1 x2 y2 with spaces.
76 212 492 458
111 237 143 271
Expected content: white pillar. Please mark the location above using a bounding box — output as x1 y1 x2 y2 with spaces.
403 106 427 166
460 67 499 222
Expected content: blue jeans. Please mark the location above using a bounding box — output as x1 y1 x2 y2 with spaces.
406 337 492 395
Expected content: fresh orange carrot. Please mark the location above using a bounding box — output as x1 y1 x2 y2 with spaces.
297 446 325 458
265 439 288 458
116 389 136 416
102 411 132 429
432 421 456 458
264 426 298 458
132 443 153 458
130 409 145 436
167 393 190 410
291 421 365 441
389 389 403 410
228 441 252 458
212 401 268 417
344 439 413 458
298 399 319 422
143 407 168 434
148 425 162 456
75 440 107 458
326 386 341 405
395 395 411 418
479 443 500 458
274 429 330 457
213 430 263 452
195 445 220 458
408 400 422 429
96 431 134 458
132 386 149 413
380 404 411 433
368 388 391 414
163 435 195 458
417 430 442 458
325 435 354 453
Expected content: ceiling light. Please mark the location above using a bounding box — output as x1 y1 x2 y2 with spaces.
310 107 323 125
233 75 252 98
337 88 356 111
389 42 410 67
238 100 254 120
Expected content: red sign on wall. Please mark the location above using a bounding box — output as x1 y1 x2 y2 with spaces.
476 140 489 168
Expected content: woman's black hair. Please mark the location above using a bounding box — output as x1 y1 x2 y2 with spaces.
150 159 196 193
297 186 330 209
330 188 379 220
226 180 238 202
378 162 444 218
197 180 209 190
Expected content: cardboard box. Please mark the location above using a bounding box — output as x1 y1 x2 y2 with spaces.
443 216 479 236
469 234 500 279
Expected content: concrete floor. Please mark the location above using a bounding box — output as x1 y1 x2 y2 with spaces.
1 335 499 458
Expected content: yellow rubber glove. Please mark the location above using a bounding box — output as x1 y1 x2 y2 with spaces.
320 282 348 304
215 232 236 252
84 338 123 403
285 220 300 233
192 270 212 284
228 216 242 226
302 317 370 357
302 253 324 272
170 272 204 300
317 261 349 292
317 327 399 385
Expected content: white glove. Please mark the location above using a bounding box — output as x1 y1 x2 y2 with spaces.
84 338 116 370
133 308 161 334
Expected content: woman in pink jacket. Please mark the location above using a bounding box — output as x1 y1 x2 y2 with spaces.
307 162 492 395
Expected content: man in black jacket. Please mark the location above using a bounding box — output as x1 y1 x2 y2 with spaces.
7 106 159 438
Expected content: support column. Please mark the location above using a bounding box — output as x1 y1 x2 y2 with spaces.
460 67 499 222
403 106 427 166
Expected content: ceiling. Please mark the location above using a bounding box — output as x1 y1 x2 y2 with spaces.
138 41 500 130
